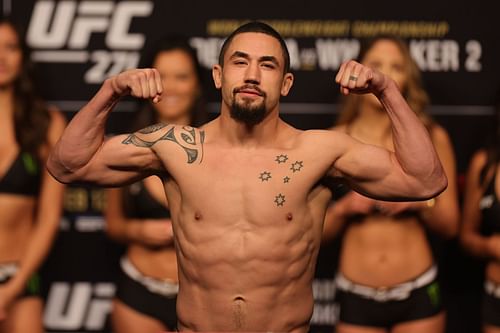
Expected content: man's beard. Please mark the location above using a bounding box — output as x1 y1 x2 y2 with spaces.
230 85 268 126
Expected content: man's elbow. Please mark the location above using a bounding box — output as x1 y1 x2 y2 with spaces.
417 162 448 199
46 162 73 185
421 177 447 202
46 153 83 184
429 171 448 198
407 171 447 201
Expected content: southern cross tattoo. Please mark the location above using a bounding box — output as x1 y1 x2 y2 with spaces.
274 193 286 207
275 154 288 164
290 161 304 173
259 171 272 182
283 176 290 183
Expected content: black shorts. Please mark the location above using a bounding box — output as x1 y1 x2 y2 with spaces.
114 259 178 330
0 263 41 298
482 281 500 327
337 272 443 328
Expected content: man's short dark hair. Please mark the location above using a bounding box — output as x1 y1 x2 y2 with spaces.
218 21 290 74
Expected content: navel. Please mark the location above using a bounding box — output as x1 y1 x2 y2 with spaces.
233 295 245 302
232 296 246 329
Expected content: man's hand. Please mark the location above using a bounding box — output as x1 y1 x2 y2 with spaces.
335 60 390 96
109 68 163 103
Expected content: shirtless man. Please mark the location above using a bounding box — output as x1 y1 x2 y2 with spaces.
47 22 447 332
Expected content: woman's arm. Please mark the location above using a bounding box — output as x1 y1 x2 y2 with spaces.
105 187 174 247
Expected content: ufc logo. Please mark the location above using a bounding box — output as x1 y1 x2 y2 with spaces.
27 0 153 50
44 282 115 330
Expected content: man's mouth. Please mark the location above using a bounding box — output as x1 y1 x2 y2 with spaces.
234 86 264 97
238 90 262 97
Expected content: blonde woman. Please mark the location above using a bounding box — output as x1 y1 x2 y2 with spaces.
324 36 459 333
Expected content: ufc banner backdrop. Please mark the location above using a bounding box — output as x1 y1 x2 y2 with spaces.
4 1 499 332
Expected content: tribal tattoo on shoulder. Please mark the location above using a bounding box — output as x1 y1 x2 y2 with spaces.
138 123 167 134
122 124 205 164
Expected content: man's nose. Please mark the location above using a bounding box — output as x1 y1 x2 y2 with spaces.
244 62 261 84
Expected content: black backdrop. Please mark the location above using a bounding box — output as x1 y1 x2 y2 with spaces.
4 0 499 332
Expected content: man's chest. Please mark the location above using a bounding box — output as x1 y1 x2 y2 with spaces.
166 147 326 211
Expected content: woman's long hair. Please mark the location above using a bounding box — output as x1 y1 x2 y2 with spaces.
336 35 433 130
1 17 50 155
479 94 500 184
130 34 207 132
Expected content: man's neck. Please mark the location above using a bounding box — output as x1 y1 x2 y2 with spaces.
159 113 191 127
217 104 282 148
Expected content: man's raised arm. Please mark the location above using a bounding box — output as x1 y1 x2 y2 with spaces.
330 60 447 200
47 69 164 186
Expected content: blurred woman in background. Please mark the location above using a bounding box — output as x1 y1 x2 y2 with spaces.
0 17 65 333
105 35 206 333
323 36 459 333
461 101 500 333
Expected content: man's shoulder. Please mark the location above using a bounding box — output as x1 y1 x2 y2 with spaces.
298 128 347 144
134 123 204 140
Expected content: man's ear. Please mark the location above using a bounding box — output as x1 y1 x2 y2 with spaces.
212 64 222 89
280 72 294 96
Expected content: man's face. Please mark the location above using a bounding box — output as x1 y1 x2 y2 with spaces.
212 32 293 125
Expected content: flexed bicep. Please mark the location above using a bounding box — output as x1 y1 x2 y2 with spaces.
47 68 165 185
73 133 162 186
66 123 206 186
330 134 432 201
332 138 393 193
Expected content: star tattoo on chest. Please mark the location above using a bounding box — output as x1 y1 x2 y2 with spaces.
259 171 272 182
290 160 304 173
275 154 288 164
274 193 286 207
257 155 304 207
